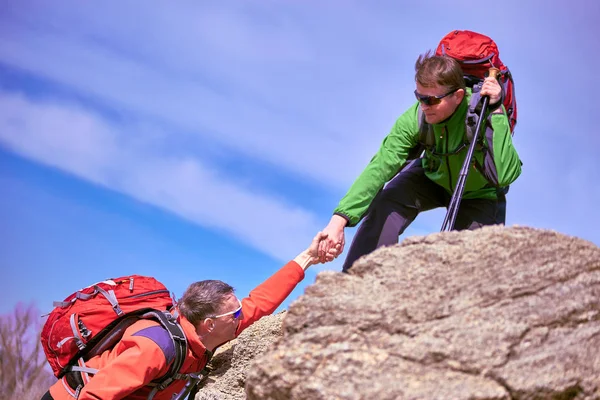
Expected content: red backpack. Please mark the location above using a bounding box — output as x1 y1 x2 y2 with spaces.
41 275 188 396
436 29 517 132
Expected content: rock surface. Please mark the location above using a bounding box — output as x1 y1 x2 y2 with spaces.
245 226 600 399
196 312 286 400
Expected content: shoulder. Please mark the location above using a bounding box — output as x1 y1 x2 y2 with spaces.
388 102 421 145
396 101 420 125
127 319 178 365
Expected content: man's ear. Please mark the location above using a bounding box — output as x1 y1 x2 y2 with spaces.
455 88 465 103
199 317 215 334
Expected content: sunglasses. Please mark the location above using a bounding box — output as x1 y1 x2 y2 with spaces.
414 88 458 106
211 299 243 320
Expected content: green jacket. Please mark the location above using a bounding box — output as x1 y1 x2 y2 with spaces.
334 92 522 227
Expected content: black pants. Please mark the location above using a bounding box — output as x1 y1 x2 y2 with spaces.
342 160 506 272
41 391 54 400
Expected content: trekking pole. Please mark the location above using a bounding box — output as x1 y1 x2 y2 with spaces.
440 67 500 232
171 373 202 400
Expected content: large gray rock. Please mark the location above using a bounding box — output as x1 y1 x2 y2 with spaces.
246 226 600 399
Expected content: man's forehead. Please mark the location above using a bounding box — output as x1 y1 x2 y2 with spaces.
220 293 240 308
416 82 448 95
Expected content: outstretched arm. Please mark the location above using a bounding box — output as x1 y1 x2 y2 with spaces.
236 232 338 334
318 215 347 263
318 104 422 262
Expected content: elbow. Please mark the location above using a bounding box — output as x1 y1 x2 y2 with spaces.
498 160 522 187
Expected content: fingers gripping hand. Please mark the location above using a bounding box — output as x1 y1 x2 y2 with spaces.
318 228 345 263
480 77 502 105
309 232 327 257
317 236 332 264
328 242 342 262
308 232 337 264
317 215 347 263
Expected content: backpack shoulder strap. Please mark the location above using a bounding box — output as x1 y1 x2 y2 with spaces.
144 310 188 398
465 84 483 145
418 107 436 149
465 76 507 144
410 108 435 159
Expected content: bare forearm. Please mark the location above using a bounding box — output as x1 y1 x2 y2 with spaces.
293 252 313 271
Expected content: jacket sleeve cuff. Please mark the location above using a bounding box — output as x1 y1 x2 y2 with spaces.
487 106 508 124
333 211 357 227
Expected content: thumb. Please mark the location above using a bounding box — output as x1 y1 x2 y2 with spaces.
315 231 328 241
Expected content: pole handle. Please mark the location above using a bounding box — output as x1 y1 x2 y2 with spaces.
487 67 500 80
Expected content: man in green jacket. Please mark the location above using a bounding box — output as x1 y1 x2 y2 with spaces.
319 52 522 271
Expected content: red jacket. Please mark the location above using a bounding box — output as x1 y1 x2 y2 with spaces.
49 261 305 400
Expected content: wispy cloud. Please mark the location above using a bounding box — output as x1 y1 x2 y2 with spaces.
0 1 417 188
0 91 321 260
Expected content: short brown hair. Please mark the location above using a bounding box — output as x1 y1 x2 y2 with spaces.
415 51 465 91
178 280 234 325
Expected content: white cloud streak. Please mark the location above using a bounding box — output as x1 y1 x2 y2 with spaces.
0 2 416 187
0 92 321 260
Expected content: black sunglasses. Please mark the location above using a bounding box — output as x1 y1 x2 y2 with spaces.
414 88 458 106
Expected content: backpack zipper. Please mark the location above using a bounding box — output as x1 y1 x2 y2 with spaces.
128 289 170 299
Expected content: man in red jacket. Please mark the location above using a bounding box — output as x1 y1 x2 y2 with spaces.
42 232 338 400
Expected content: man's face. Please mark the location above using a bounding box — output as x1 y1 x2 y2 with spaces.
415 82 463 125
210 293 243 342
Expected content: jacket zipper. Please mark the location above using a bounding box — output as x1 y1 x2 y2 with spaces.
444 126 453 190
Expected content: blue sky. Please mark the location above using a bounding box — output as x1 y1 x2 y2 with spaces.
1 1 598 315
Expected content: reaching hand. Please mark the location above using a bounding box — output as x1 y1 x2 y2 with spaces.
317 215 347 263
307 231 340 264
293 232 340 270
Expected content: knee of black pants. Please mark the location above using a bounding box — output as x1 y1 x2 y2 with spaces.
363 192 416 231
358 191 418 248
380 188 418 222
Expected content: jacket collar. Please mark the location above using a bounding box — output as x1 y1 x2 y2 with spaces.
177 313 210 359
430 88 471 128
